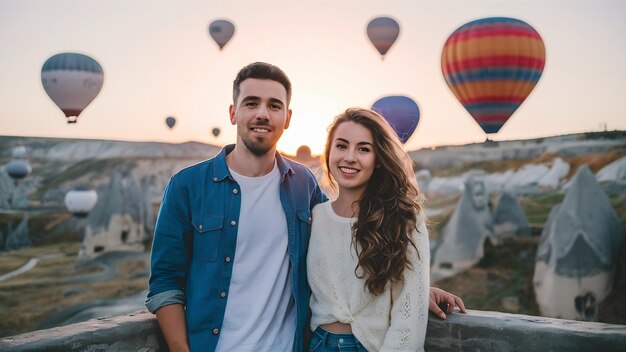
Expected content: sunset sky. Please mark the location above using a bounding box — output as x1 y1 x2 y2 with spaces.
1 0 624 155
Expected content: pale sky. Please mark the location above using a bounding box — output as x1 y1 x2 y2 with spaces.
1 0 624 155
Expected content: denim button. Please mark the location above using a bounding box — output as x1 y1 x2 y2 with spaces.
232 188 238 194
212 328 219 335
213 177 218 182
198 224 203 230
220 291 226 298
338 338 344 343
230 220 236 226
225 256 231 263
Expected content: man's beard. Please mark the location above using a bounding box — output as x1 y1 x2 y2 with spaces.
241 135 274 156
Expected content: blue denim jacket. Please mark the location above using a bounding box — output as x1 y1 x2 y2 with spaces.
146 145 327 352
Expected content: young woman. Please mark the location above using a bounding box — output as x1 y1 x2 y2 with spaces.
307 108 432 351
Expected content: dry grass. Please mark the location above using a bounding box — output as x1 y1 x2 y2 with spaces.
0 244 149 337
431 153 559 177
562 150 626 179
0 243 79 274
435 238 541 316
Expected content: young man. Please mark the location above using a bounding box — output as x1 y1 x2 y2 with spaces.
146 62 464 352
146 62 323 352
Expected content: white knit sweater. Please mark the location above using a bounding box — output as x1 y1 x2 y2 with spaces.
307 201 430 352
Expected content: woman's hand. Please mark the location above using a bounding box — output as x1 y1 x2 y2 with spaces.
429 287 466 319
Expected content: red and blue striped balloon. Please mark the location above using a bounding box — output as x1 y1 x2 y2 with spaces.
441 17 546 135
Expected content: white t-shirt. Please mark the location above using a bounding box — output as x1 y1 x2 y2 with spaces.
216 162 295 352
307 201 430 352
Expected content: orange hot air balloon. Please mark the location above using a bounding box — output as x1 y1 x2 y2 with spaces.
441 17 546 135
366 17 400 60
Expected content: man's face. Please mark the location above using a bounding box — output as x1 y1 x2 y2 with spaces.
229 78 292 156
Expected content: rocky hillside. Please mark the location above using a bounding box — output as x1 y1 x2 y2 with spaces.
409 131 626 170
0 136 220 161
0 136 221 207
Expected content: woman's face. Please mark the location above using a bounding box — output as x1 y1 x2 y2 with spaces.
328 121 376 196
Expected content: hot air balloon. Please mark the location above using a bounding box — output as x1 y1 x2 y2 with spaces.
11 146 27 159
4 160 32 180
212 127 221 137
209 20 235 50
372 96 420 144
441 17 546 135
366 17 400 60
64 187 98 217
166 116 176 129
41 53 104 123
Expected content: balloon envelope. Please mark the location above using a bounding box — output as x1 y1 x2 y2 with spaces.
11 146 27 159
209 20 235 50
441 17 546 135
5 160 32 180
64 188 98 217
366 17 400 58
166 116 176 129
41 53 104 123
212 127 221 137
371 96 420 144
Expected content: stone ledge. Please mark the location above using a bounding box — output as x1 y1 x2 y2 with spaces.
425 309 626 352
1 309 625 351
0 310 165 352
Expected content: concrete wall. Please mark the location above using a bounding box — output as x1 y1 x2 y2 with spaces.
1 309 625 352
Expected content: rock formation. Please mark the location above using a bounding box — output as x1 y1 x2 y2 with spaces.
415 169 432 195
5 215 31 250
596 156 626 184
431 176 493 282
533 165 624 321
0 171 13 209
77 173 153 263
538 158 570 189
492 191 531 244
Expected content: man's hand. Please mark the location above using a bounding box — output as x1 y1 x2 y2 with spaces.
429 287 466 319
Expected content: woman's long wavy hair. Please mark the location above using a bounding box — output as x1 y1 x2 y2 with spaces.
323 108 424 295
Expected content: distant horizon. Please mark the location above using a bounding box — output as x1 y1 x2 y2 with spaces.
2 128 624 157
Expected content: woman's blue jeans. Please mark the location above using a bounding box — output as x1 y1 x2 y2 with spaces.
309 327 367 352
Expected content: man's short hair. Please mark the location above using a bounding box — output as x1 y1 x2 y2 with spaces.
233 62 292 107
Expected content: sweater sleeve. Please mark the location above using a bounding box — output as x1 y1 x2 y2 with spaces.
379 217 430 352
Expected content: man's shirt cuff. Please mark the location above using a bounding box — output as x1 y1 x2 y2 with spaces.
145 290 185 313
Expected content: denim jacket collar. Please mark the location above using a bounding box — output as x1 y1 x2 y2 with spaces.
213 144 295 182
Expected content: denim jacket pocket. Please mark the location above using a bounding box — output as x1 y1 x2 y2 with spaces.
191 215 223 262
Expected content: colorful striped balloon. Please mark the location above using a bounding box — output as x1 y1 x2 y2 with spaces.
441 17 546 135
